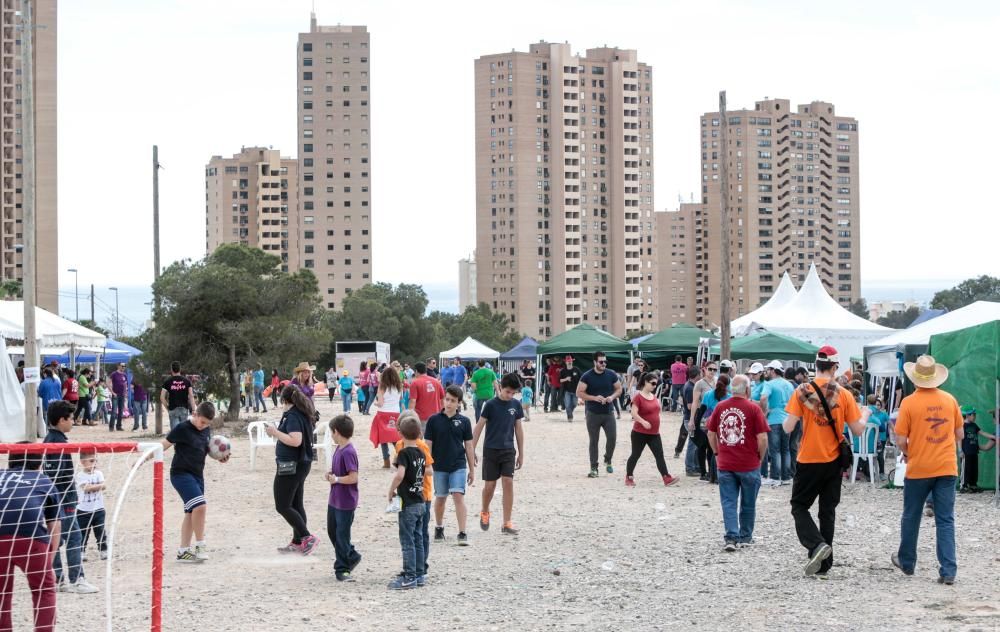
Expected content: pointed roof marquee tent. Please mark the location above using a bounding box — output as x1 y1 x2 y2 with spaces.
500 337 538 361
438 337 501 362
732 272 799 336
0 301 107 349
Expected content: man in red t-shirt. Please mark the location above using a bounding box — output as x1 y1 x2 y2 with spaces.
545 358 563 413
408 361 444 423
708 374 769 551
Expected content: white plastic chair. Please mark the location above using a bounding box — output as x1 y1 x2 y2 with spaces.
247 421 276 471
316 421 333 471
850 423 880 487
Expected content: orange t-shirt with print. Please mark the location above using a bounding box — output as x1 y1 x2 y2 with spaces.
785 377 861 463
395 438 434 501
894 388 962 479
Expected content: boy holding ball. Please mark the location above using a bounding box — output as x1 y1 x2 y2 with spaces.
160 402 228 563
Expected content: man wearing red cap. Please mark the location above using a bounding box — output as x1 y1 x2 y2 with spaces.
783 345 870 577
559 356 583 422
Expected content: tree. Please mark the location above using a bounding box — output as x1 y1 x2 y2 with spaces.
142 244 331 423
848 298 870 320
0 280 22 299
76 319 110 336
931 275 1000 311
876 306 921 329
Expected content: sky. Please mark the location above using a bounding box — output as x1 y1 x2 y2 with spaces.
54 0 1000 330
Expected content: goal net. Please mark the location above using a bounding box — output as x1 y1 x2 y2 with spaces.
0 441 163 632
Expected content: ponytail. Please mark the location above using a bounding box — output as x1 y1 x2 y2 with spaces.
280 384 316 425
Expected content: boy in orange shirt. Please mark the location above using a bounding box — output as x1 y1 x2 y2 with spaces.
891 355 963 584
395 410 434 586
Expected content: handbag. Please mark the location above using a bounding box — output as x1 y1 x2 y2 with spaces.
810 381 853 470
276 460 297 476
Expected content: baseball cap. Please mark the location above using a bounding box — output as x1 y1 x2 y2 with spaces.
816 345 840 363
748 362 764 374
767 360 784 371
564 355 574 361
719 359 735 369
961 405 976 416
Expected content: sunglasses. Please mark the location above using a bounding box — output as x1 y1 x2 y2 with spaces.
648 381 659 386
706 367 717 372
596 360 607 365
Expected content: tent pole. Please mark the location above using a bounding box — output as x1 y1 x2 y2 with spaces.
995 379 999 506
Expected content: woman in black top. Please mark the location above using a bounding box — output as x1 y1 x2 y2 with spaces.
266 385 318 555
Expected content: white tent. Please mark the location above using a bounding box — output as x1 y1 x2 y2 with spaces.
735 264 893 364
439 337 501 362
0 301 106 348
732 272 799 335
0 335 25 442
865 301 1000 377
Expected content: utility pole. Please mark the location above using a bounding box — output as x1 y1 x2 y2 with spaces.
153 145 163 435
89 283 94 322
718 90 732 361
109 287 120 338
68 268 78 321
20 0 38 440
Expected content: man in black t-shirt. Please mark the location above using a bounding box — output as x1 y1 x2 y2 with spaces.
576 351 622 478
559 356 583 422
161 361 196 431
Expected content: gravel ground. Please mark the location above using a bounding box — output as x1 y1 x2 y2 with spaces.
31 399 1000 631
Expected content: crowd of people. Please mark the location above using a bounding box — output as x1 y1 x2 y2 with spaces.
2 343 996 628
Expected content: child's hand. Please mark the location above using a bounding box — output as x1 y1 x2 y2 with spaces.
467 470 475 487
324 472 335 484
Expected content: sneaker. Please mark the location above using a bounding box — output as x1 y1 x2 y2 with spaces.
82 553 89 562
804 543 832 576
57 580 69 593
673 451 681 459
456 532 469 546
685 470 700 477
699 474 711 482
348 554 362 573
387 576 417 590
434 526 445 542
416 575 427 587
335 571 356 582
99 551 108 561
277 541 302 554
588 468 599 478
937 576 955 585
67 578 99 594
479 511 491 531
891 553 914 576
176 549 202 564
924 504 935 518
625 475 636 487
813 571 830 580
193 544 209 561
724 539 737 552
662 474 680 487
300 534 319 556
605 463 614 474
502 522 519 536
737 538 755 548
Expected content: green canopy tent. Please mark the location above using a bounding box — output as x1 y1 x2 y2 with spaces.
636 323 715 369
536 323 632 372
709 331 819 362
928 320 1000 498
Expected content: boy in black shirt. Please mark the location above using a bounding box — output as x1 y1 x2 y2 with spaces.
960 406 996 492
387 415 429 590
473 373 525 536
424 385 475 544
160 402 229 563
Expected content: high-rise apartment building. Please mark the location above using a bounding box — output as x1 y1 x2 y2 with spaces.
688 98 859 329
655 203 699 326
474 42 656 338
0 0 57 311
297 16 372 310
205 147 298 270
458 253 476 313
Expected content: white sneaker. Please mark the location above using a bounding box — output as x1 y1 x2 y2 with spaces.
67 578 99 594
99 551 108 561
763 478 779 487
193 544 209 561
57 581 69 593
81 553 89 562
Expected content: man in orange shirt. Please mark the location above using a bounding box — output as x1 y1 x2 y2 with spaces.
891 355 963 585
783 346 870 577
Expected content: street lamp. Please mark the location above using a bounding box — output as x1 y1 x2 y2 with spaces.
109 287 119 338
67 268 78 321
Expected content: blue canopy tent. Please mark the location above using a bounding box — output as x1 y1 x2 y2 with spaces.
44 338 143 365
499 337 538 374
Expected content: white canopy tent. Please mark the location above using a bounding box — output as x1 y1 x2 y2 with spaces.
865 301 1000 377
0 335 25 442
732 272 799 336
0 301 107 348
733 264 893 364
439 337 501 362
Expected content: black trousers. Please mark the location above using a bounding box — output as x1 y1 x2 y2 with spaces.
77 508 106 553
273 462 312 543
790 459 842 573
74 396 92 422
626 431 670 477
963 452 979 487
675 422 688 455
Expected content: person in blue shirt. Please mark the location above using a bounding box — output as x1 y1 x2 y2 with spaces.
37 368 62 417
338 370 355 414
439 362 455 388
758 361 795 486
252 364 267 413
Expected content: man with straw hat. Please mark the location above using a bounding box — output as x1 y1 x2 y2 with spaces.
891 354 963 585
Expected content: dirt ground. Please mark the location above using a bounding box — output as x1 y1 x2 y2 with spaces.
22 397 1000 631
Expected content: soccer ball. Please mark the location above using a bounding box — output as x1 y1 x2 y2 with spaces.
208 435 232 461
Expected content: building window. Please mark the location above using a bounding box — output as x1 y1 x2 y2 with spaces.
303 43 312 52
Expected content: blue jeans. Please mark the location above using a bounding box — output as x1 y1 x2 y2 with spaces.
563 392 578 420
761 424 789 480
53 509 83 584
669 384 683 412
111 394 126 428
685 439 699 473
253 385 267 412
898 476 957 578
131 400 148 430
474 397 489 421
397 503 426 580
718 469 761 542
421 500 431 574
341 393 352 413
327 506 360 574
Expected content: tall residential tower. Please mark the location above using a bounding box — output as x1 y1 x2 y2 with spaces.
474 42 656 338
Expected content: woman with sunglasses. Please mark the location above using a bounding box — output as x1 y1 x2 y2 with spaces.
625 372 680 487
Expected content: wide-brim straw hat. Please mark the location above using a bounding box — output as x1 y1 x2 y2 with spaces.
903 354 948 389
293 361 316 374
